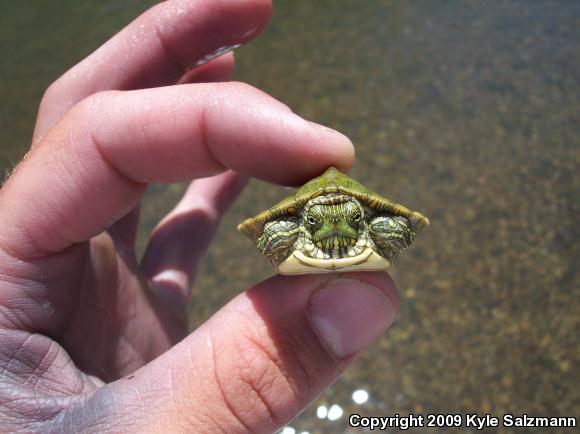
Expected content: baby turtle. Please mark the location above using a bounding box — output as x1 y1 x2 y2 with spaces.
238 167 429 275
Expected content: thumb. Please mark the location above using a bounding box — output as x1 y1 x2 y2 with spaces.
86 273 398 433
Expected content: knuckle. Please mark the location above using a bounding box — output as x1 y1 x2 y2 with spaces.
40 88 118 133
216 337 290 431
225 80 250 90
223 81 260 96
74 90 117 117
40 76 66 107
236 335 299 413
64 90 122 140
210 319 322 432
240 330 316 398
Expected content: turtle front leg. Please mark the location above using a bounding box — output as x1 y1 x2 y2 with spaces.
257 217 300 266
368 215 415 262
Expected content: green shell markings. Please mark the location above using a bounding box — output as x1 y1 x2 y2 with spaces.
238 167 429 275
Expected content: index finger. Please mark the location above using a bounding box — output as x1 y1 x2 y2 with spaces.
34 0 272 140
0 83 354 259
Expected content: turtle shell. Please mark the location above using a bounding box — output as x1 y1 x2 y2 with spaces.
238 167 429 242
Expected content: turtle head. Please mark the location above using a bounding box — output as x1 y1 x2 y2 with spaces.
304 198 362 250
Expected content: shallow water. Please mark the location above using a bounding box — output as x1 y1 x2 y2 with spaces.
2 1 579 432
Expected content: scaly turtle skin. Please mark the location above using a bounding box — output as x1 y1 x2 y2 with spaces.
238 167 429 275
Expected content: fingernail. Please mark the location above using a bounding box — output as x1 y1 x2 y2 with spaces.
308 278 397 359
191 44 242 68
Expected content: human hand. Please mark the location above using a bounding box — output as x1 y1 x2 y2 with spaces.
0 1 399 432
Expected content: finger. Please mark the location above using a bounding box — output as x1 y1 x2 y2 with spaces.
141 171 247 302
90 273 398 433
105 53 236 249
0 83 354 259
107 206 141 250
33 0 271 141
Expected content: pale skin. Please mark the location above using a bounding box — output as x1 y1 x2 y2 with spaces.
0 1 399 432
